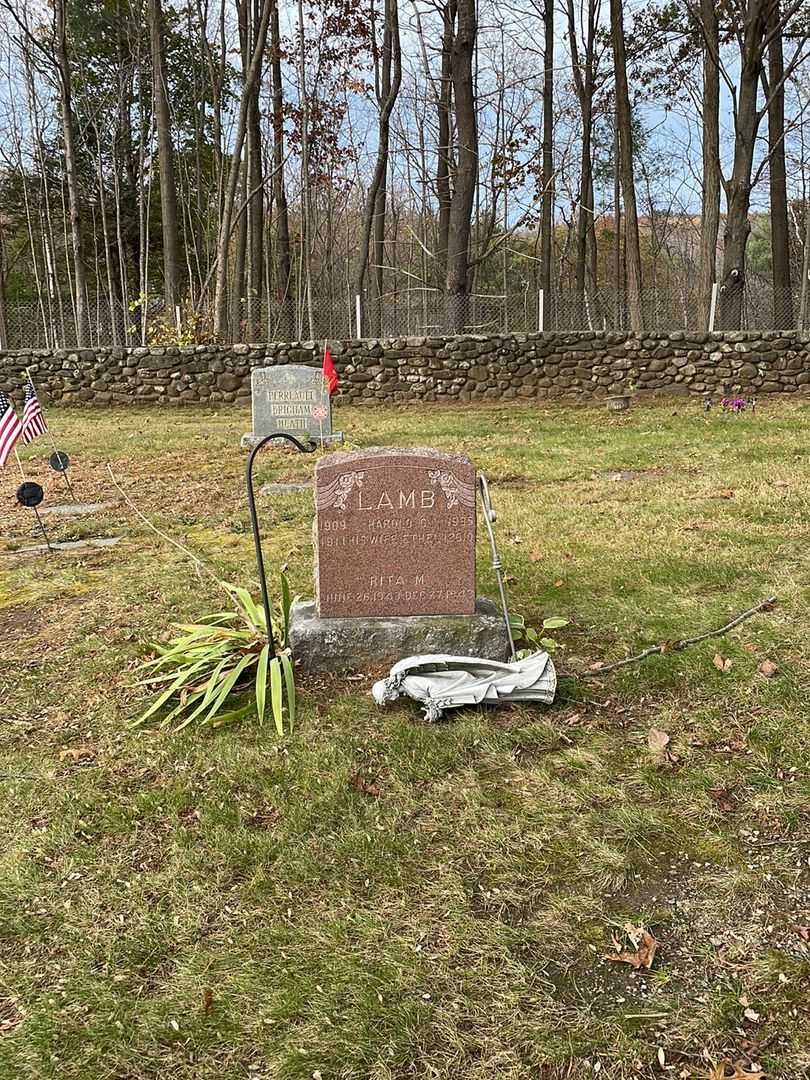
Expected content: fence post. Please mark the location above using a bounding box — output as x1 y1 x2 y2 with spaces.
708 282 718 332
538 288 545 333
355 294 362 339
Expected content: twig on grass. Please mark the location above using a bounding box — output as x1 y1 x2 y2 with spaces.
107 464 267 636
582 596 778 678
747 836 810 848
107 464 219 584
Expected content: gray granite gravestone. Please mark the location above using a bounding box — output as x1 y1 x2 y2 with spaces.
241 365 343 448
288 447 510 672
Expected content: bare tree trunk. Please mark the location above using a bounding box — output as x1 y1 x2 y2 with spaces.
245 0 264 338
613 116 622 329
567 0 598 328
540 0 554 312
698 0 721 328
149 0 182 316
0 220 7 348
232 165 248 341
94 126 121 345
54 0 88 345
116 0 138 315
269 0 292 338
436 0 456 284
212 0 272 339
445 0 476 332
718 1 771 329
355 0 402 335
296 0 314 338
799 194 810 330
767 0 793 329
610 0 643 332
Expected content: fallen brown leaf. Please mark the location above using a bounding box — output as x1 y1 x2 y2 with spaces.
758 659 778 678
350 772 380 797
529 549 542 562
0 997 24 1035
603 927 658 970
647 728 671 763
201 988 213 1014
704 1059 765 1080
715 489 736 499
708 786 737 813
553 579 563 588
59 746 96 764
713 653 733 673
793 925 810 941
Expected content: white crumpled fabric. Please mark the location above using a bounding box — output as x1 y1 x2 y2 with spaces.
371 651 557 722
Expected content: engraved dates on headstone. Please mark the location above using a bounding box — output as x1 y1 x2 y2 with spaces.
251 365 332 440
314 448 477 618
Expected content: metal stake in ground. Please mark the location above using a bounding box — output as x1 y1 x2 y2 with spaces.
15 477 53 552
478 472 517 660
245 432 317 647
25 366 77 502
49 448 76 500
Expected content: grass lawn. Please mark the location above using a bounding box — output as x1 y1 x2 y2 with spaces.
1 398 808 1080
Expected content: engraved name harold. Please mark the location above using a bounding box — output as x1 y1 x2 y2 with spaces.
314 448 477 619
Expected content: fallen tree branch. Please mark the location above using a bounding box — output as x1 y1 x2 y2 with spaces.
582 596 778 678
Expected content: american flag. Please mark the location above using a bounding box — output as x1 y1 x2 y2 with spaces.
0 390 22 468
22 379 48 444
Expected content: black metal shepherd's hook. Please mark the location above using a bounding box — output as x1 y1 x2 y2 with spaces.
246 433 317 649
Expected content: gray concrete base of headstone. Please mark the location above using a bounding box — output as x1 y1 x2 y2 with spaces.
288 596 510 674
240 431 345 450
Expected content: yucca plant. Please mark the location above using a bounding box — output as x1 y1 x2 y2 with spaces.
131 575 296 733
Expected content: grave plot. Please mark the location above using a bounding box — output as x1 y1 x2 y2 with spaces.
1 400 808 1080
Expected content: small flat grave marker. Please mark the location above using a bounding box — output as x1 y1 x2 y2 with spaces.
242 364 343 447
258 481 313 496
3 536 122 557
314 447 477 618
40 501 114 517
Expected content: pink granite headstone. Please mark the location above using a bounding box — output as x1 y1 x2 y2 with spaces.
314 448 477 618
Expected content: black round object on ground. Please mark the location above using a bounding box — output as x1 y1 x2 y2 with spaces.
16 481 44 508
49 450 71 472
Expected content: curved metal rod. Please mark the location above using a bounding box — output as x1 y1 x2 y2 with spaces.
478 472 516 660
246 432 317 649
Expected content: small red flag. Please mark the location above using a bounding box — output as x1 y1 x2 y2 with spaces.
322 347 339 396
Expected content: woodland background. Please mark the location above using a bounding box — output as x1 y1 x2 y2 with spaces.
0 0 808 347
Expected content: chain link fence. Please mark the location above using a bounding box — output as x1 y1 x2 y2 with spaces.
1 278 805 349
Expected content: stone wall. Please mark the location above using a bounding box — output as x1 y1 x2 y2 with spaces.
1 330 809 405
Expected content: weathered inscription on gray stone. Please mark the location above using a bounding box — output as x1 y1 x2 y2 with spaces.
251 365 332 440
